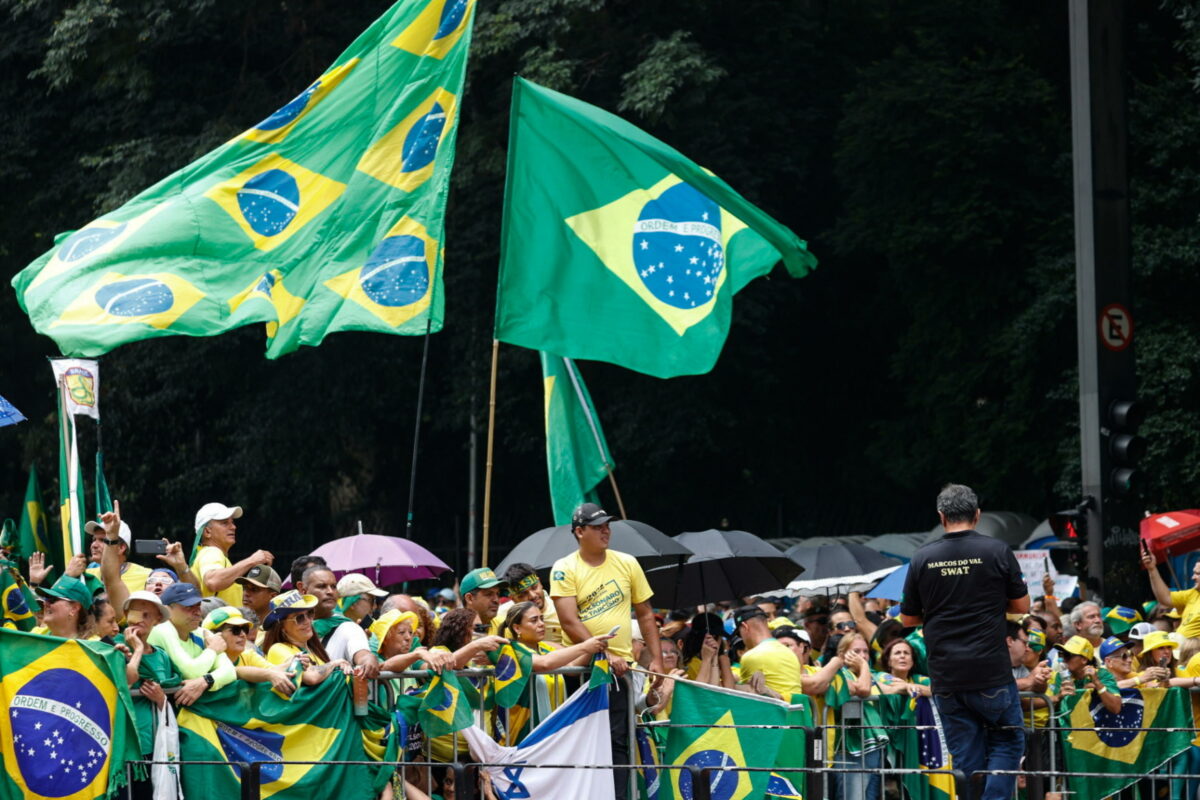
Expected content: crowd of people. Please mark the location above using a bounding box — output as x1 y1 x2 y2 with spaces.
5 488 1200 800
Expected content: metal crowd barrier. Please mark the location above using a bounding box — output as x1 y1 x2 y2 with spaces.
129 671 1200 800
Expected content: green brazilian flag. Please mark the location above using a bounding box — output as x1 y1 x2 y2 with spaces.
177 677 394 799
541 352 614 525
419 669 480 738
0 560 40 631
16 465 52 564
495 77 818 379
0 628 140 800
661 678 790 800
11 0 477 359
1060 686 1193 799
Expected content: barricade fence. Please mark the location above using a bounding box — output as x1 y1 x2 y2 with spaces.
129 670 1200 800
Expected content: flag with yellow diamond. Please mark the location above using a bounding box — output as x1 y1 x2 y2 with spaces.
0 628 139 800
495 78 818 378
11 0 475 359
419 669 479 738
661 678 790 800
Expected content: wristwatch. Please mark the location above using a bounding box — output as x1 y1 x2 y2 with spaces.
203 673 215 689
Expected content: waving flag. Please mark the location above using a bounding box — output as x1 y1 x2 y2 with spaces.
1061 686 1193 799
17 467 52 565
0 628 139 800
661 678 793 800
12 0 475 359
177 678 392 799
419 669 479 738
879 693 955 800
495 78 817 378
463 669 613 799
0 561 40 632
488 641 533 707
542 353 614 525
0 395 24 427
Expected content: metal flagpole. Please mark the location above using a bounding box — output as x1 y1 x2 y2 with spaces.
482 339 500 564
561 357 627 519
404 317 434 539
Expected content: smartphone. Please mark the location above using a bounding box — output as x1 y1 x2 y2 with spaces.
607 625 621 637
133 539 166 556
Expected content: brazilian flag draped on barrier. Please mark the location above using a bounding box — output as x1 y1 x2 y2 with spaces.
495 78 818 378
541 352 614 524
0 628 139 800
661 677 797 800
1060 686 1193 799
177 676 394 799
878 693 955 800
11 0 475 359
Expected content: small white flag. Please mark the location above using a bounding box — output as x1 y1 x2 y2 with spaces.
51 359 100 419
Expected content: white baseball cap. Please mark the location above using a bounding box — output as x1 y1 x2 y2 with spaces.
1128 622 1156 641
337 573 388 598
194 502 243 533
85 519 131 546
123 590 167 621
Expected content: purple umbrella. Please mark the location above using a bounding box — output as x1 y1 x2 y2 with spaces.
307 533 451 587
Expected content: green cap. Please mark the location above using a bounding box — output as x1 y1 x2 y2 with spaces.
37 575 94 610
460 567 506 597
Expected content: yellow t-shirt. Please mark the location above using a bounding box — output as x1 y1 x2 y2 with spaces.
738 637 803 698
266 642 326 667
234 649 273 669
541 600 562 645
195 546 243 606
549 549 652 660
87 562 153 596
1171 589 1200 639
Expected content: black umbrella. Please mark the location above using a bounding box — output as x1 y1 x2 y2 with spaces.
644 529 806 608
780 542 901 594
494 520 692 582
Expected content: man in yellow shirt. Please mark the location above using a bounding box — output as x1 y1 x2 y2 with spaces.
192 501 273 607
551 503 663 800
1144 545 1200 638
733 605 804 698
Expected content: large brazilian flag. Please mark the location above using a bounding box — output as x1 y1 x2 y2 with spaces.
0 629 139 800
11 0 475 359
1060 686 1193 799
177 676 393 799
660 678 791 800
495 78 818 378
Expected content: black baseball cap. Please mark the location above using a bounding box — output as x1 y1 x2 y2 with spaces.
732 605 768 628
572 502 616 529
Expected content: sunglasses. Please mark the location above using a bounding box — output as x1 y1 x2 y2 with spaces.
835 621 857 631
222 625 251 635
287 612 313 623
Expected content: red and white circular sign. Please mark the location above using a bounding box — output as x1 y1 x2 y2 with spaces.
1099 303 1133 352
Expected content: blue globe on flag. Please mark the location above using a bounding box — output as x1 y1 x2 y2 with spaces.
676 749 739 800
8 669 111 797
435 0 469 39
95 278 174 317
257 81 320 131
237 170 301 236
360 235 430 307
58 223 128 263
401 104 447 173
494 653 518 682
632 183 724 310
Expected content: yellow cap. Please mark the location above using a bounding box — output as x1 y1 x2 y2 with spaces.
1141 630 1177 657
1057 635 1094 661
369 609 418 645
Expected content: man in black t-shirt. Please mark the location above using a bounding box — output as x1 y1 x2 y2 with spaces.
900 484 1030 800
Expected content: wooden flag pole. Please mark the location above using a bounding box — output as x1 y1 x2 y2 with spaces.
605 466 628 520
482 338 500 565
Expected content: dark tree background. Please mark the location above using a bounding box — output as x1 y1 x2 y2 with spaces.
2 0 1199 583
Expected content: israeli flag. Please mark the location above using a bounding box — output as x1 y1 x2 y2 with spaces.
463 679 614 799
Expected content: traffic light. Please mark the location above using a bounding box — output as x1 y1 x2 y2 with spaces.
1049 497 1094 545
1107 399 1146 496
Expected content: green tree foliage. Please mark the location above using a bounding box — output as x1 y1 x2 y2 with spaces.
2 0 1199 577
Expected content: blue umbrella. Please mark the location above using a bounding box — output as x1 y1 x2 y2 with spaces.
868 563 909 601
